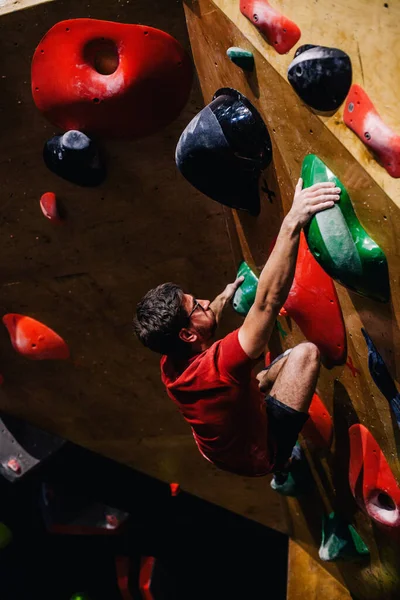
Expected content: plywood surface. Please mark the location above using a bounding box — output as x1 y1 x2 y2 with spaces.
213 0 400 205
183 0 400 597
0 0 287 533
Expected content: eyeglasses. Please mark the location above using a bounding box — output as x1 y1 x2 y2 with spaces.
188 297 204 319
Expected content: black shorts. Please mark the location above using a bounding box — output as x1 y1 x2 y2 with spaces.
265 394 309 471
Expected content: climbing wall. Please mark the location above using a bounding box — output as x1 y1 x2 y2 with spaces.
0 0 287 532
182 0 400 598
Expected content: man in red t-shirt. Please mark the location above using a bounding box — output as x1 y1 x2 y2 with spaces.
134 178 340 479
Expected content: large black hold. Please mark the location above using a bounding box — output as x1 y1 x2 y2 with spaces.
43 130 106 186
175 88 272 216
287 45 352 112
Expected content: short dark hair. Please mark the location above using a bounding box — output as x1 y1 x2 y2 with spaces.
133 283 190 356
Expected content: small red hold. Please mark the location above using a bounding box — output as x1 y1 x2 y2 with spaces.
349 424 400 531
240 0 301 54
40 192 62 223
7 458 22 474
3 314 70 360
170 483 180 497
344 84 400 178
301 393 333 450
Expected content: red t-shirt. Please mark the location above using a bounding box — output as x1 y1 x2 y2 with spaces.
160 329 274 476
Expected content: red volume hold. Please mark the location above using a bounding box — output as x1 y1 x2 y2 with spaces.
344 84 400 178
283 231 347 367
240 0 301 54
349 424 400 530
31 19 193 138
301 393 333 450
40 192 61 223
3 314 70 360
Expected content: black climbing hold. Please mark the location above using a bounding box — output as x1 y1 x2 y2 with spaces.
287 45 352 112
361 328 400 427
43 130 106 186
175 88 272 216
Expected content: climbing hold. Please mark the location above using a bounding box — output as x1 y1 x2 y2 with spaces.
270 443 314 496
302 154 390 303
70 595 90 600
240 0 301 55
275 320 288 338
31 19 193 138
0 523 13 550
283 231 346 367
349 424 400 530
361 328 400 427
170 483 181 497
287 45 352 112
301 393 333 450
344 85 400 178
3 314 70 360
43 130 106 187
176 87 272 216
40 192 62 223
226 47 254 71
319 512 369 562
232 261 259 315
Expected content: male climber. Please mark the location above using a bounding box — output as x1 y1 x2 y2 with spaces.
133 178 340 479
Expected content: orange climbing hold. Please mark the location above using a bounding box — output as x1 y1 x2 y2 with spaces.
301 393 333 450
283 231 347 367
349 424 400 531
344 84 400 178
3 314 70 360
240 0 301 54
40 192 61 223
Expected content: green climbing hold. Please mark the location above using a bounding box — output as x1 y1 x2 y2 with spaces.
226 47 255 71
319 512 369 562
70 594 90 600
0 523 12 550
232 261 259 315
275 320 288 338
270 443 314 497
302 154 390 303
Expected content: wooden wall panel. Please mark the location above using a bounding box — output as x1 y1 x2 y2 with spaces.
0 0 287 532
183 0 400 598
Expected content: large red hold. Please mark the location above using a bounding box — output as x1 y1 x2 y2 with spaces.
344 84 400 178
283 231 347 367
349 424 400 531
31 19 193 138
240 0 301 54
3 314 70 360
301 393 333 450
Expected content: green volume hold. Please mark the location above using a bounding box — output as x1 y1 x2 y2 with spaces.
302 154 390 303
232 261 259 315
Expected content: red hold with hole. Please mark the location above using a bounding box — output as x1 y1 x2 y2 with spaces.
3 314 70 360
31 19 193 138
344 84 400 178
240 0 301 54
349 424 400 531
